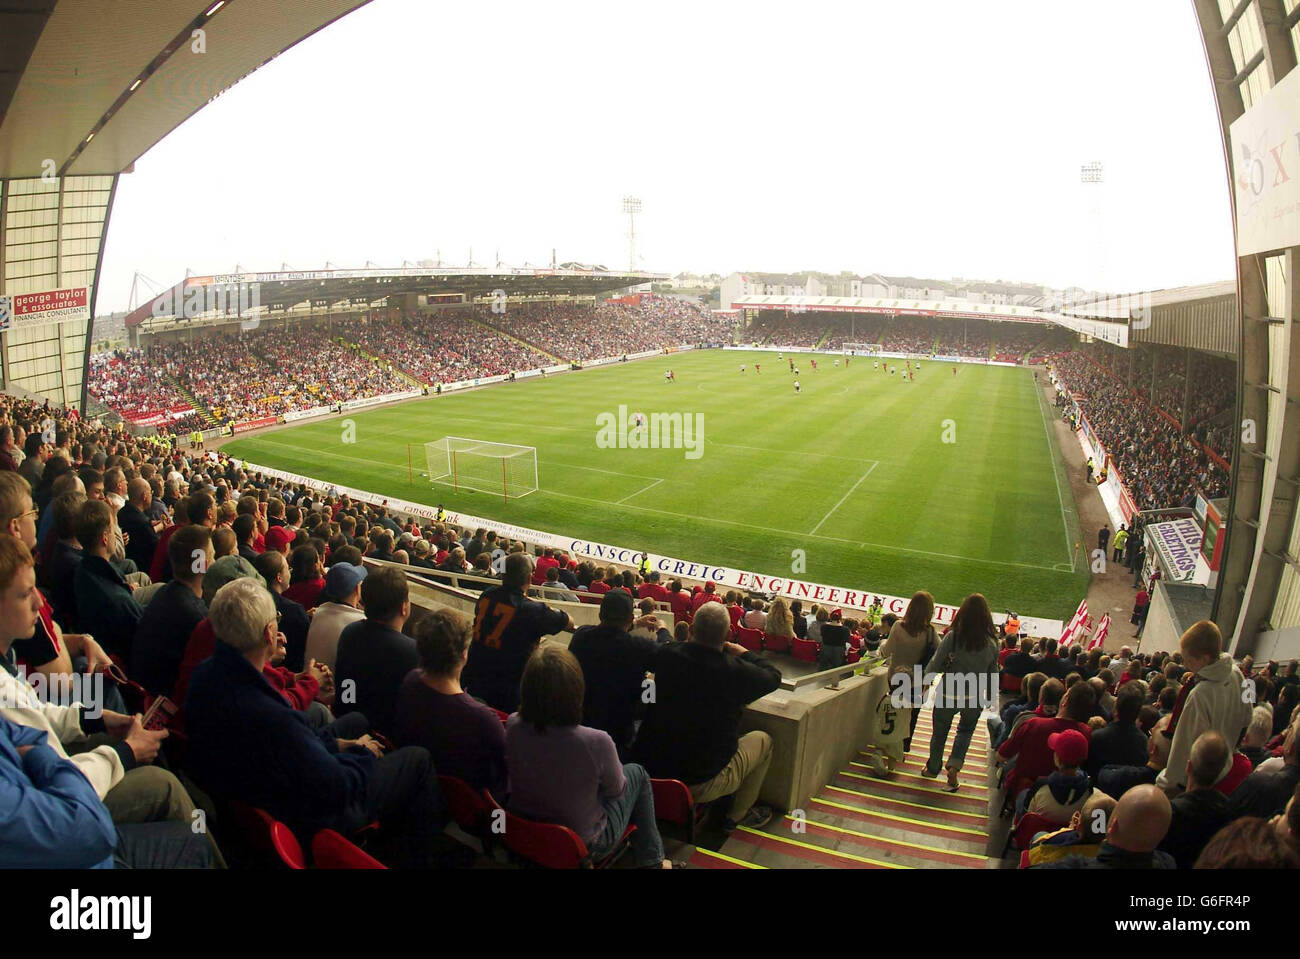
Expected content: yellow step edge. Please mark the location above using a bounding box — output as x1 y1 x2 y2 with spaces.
809 796 989 838
784 815 988 860
735 826 910 869
846 761 987 792
822 783 989 823
693 848 767 869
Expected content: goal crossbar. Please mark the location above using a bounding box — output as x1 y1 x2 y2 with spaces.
425 436 538 504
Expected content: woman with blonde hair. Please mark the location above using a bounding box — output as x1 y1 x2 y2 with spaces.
765 598 795 640
880 591 937 758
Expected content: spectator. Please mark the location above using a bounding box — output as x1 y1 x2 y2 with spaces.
1019 729 1093 825
253 550 312 673
1157 621 1252 794
462 553 574 713
568 589 660 756
302 562 367 670
0 535 210 844
117 478 160 574
184 578 450 866
200 527 264 604
632 602 781 833
924 593 1000 791
505 646 676 868
881 591 938 756
334 567 417 738
1025 792 1116 868
130 525 212 696
999 679 1096 800
1227 713 1299 819
73 500 142 660
1085 683 1149 781
1098 714 1173 799
1159 730 1233 868
1042 784 1175 869
283 544 325 608
1194 816 1300 868
394 608 507 797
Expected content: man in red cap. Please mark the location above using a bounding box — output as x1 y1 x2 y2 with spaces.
1017 728 1093 826
264 525 295 557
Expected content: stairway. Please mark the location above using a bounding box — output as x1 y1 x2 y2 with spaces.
169 376 219 428
715 706 1002 869
335 336 425 389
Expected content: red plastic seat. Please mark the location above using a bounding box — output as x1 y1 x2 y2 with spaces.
491 707 510 725
228 801 306 869
482 790 635 869
650 778 709 845
763 632 791 654
439 774 496 837
791 637 820 662
311 829 387 869
735 626 764 652
1011 812 1061 850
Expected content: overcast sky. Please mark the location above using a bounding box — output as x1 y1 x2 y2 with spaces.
97 0 1235 312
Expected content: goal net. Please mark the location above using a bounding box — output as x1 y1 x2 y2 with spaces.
843 342 883 356
425 436 538 502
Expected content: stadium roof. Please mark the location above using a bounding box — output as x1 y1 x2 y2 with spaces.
1062 280 1236 319
0 0 373 178
127 265 668 327
729 294 1055 323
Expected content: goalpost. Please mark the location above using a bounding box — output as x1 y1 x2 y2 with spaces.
424 436 539 504
843 341 883 356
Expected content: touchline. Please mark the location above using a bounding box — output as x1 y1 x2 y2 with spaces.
49 890 151 940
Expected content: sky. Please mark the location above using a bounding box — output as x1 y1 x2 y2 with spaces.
97 0 1236 312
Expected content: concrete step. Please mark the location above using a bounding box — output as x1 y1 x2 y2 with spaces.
832 769 990 813
721 826 907 869
805 793 990 855
775 811 996 868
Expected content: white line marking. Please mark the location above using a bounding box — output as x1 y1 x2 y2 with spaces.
1034 375 1076 571
616 477 664 504
810 462 879 535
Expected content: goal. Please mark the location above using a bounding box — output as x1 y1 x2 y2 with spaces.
425 437 538 503
843 342 883 356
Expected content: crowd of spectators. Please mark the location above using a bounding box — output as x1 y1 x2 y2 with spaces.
2 384 1294 872
90 328 409 427
86 351 202 430
985 621 1299 869
486 298 729 361
339 314 552 385
1052 350 1230 509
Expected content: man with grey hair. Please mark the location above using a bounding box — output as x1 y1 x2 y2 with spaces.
1159 730 1232 868
462 551 573 712
185 578 451 867
632 601 782 833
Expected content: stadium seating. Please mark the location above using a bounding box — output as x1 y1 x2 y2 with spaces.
483 791 637 869
311 829 387 870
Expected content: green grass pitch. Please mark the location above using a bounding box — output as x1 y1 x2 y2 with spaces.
224 350 1089 620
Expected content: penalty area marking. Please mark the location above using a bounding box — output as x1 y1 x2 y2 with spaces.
239 436 1066 575
809 461 879 535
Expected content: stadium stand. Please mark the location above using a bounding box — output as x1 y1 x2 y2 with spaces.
3 384 1296 872
1050 349 1231 510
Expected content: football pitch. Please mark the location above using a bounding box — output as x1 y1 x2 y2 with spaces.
224 350 1089 620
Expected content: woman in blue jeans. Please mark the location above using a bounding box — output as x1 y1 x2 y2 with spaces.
505 646 679 868
922 594 1001 792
